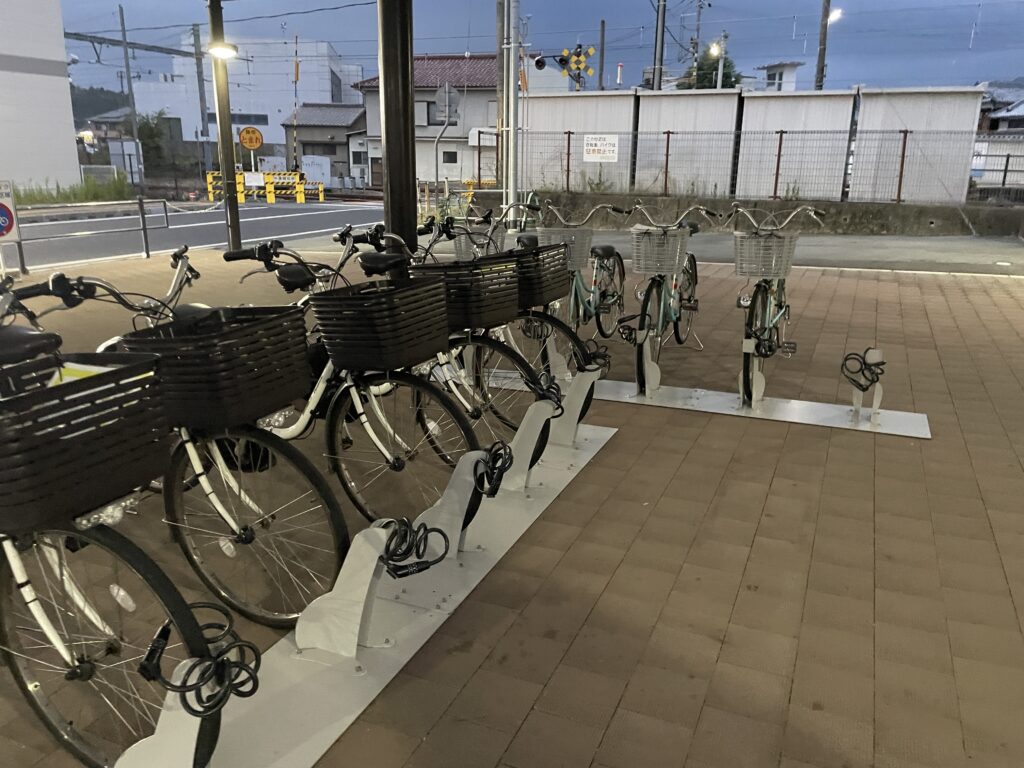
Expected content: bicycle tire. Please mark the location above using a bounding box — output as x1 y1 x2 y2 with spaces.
0 525 212 768
326 370 481 526
505 309 595 423
673 253 698 346
636 277 666 391
594 252 626 339
164 425 350 629
436 334 550 468
742 281 771 404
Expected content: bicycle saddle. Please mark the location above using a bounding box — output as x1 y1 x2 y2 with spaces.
516 234 539 249
591 244 617 260
276 263 316 293
0 325 63 365
359 252 407 277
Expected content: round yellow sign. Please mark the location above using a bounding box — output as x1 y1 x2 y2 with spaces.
239 126 264 151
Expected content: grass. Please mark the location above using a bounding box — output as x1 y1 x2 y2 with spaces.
13 175 135 206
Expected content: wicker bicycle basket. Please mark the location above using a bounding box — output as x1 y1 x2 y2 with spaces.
733 231 799 279
0 353 169 535
310 278 450 371
514 244 570 309
535 228 594 271
453 225 507 261
630 225 689 275
121 307 308 429
410 254 520 330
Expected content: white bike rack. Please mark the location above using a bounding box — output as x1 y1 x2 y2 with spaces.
738 338 767 404
637 331 663 396
503 398 560 491
549 367 602 448
849 347 885 429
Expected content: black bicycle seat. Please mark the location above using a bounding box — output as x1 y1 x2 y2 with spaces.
591 244 617 260
0 325 63 365
276 263 317 293
359 252 407 277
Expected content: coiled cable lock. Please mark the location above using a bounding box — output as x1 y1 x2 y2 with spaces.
841 348 886 393
379 517 450 579
139 602 261 718
474 441 514 497
526 371 564 418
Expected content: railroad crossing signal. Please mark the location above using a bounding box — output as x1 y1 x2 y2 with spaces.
559 45 596 79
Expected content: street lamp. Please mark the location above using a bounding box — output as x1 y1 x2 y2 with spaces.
708 41 721 58
708 31 727 89
208 41 238 60
207 0 241 250
828 8 843 25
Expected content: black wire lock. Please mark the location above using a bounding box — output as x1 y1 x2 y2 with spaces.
139 602 261 719
379 518 450 579
526 371 564 418
474 441 514 497
581 338 611 374
841 348 886 393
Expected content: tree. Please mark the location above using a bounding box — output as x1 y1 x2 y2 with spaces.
677 44 738 90
137 111 168 169
70 85 127 127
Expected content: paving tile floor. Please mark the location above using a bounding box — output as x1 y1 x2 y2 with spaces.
3 251 1024 767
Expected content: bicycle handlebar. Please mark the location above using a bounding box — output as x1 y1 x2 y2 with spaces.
725 203 825 232
630 203 719 229
543 201 631 227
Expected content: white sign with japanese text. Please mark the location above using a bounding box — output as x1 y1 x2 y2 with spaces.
583 134 619 163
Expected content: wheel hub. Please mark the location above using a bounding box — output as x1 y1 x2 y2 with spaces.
389 456 406 471
235 526 256 545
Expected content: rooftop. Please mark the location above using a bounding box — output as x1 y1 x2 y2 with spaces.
990 98 1024 120
282 103 365 128
754 61 806 71
354 53 498 90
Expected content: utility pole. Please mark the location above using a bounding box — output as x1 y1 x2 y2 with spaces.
652 0 667 90
598 19 606 90
814 0 830 90
691 0 706 89
192 24 212 175
119 4 145 193
716 31 727 89
496 0 505 195
506 0 519 205
208 0 241 250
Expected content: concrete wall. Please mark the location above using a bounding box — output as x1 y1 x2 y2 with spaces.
973 133 1024 188
737 91 855 201
1 0 80 190
849 88 983 204
521 91 636 133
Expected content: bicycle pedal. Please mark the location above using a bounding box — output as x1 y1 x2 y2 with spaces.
779 341 797 355
679 298 699 313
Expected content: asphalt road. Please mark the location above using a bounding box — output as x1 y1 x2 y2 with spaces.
4 202 385 271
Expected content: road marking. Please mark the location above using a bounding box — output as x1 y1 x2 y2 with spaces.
20 202 378 227
166 206 382 230
29 220 385 268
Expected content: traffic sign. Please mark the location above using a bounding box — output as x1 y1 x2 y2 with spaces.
0 181 21 242
239 127 264 151
433 84 460 120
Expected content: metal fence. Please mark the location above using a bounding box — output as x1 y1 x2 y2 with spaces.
518 129 988 205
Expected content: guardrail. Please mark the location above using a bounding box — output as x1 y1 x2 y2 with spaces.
12 196 169 271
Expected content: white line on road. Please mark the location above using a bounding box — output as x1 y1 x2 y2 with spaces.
20 202 380 227
166 206 382 230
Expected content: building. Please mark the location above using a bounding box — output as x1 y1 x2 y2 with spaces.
754 61 805 92
988 100 1024 132
355 54 498 187
1 0 80 190
282 104 366 183
131 35 363 156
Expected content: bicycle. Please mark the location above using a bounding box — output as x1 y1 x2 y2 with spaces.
723 203 825 404
0 274 238 767
536 201 630 339
56 252 353 629
222 234 482 528
623 202 718 390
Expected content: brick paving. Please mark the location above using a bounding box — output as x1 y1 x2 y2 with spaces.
3 251 1024 767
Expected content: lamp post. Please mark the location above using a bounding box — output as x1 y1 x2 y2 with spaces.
709 32 727 89
207 0 241 250
814 2 843 90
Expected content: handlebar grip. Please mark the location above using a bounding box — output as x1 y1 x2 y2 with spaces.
332 224 354 243
525 203 541 212
813 209 827 219
351 233 370 245
223 247 257 262
11 282 52 301
611 206 629 215
171 245 189 259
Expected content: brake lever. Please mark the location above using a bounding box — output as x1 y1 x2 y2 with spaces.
239 268 267 284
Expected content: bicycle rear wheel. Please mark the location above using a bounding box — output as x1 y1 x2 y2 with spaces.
636 277 667 391
498 310 595 422
594 252 626 339
164 426 350 629
673 253 698 346
0 525 210 768
326 370 480 525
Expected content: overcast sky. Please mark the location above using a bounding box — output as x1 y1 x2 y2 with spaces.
63 0 1024 92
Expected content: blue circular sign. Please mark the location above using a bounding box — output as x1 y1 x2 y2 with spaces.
0 203 14 238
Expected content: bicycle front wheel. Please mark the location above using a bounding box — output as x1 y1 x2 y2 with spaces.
434 334 550 468
326 370 480 525
0 525 210 768
742 281 771 404
673 253 698 346
498 310 596 422
594 252 626 339
164 426 350 629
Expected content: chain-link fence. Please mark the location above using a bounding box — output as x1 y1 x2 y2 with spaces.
518 128 988 205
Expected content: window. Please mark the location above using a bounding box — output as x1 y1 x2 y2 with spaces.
330 70 344 103
427 102 448 126
303 143 336 156
1007 118 1024 129
207 112 269 126
442 150 458 164
766 72 780 91
351 150 368 165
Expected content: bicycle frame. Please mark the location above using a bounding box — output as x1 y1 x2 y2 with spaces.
565 254 617 325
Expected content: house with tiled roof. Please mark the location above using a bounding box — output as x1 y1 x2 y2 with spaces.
354 53 499 187
281 104 366 182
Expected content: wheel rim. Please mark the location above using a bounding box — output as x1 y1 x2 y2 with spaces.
0 532 195 767
332 375 475 521
170 434 340 623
